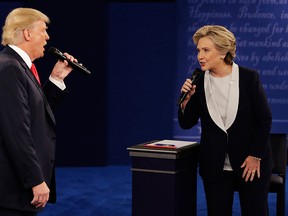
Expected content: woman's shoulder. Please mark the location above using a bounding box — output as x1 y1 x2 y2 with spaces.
238 65 258 73
238 65 262 86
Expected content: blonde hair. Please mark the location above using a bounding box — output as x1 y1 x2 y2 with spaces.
193 25 236 65
1 7 50 46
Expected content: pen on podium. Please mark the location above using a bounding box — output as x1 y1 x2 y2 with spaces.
154 144 176 147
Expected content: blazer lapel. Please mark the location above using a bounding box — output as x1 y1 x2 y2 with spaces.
204 71 226 132
225 63 239 130
204 62 239 132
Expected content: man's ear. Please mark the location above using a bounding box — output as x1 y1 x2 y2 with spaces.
23 29 32 40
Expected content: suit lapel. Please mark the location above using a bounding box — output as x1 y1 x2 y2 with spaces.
204 71 226 132
5 47 57 126
204 62 239 132
22 62 56 125
225 63 239 129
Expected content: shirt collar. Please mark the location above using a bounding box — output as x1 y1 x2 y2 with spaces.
8 45 32 68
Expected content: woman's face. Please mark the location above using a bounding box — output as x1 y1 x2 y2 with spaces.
196 36 225 72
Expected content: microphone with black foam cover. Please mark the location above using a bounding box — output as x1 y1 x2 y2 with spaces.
47 47 91 75
177 68 202 106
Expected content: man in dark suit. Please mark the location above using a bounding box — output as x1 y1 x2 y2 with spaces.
0 7 77 216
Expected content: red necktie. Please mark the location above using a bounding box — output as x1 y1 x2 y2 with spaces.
30 63 41 85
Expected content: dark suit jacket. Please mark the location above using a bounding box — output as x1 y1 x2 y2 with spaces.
0 46 68 212
178 64 273 183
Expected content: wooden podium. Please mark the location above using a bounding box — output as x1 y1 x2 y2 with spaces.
127 140 199 216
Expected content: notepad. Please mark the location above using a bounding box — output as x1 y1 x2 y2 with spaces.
144 139 197 149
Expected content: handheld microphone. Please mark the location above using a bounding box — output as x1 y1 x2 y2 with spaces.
47 47 91 75
177 68 202 106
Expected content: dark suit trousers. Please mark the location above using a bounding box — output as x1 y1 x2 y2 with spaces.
0 208 37 216
203 170 270 216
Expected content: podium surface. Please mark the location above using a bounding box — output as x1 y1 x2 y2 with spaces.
127 140 199 216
